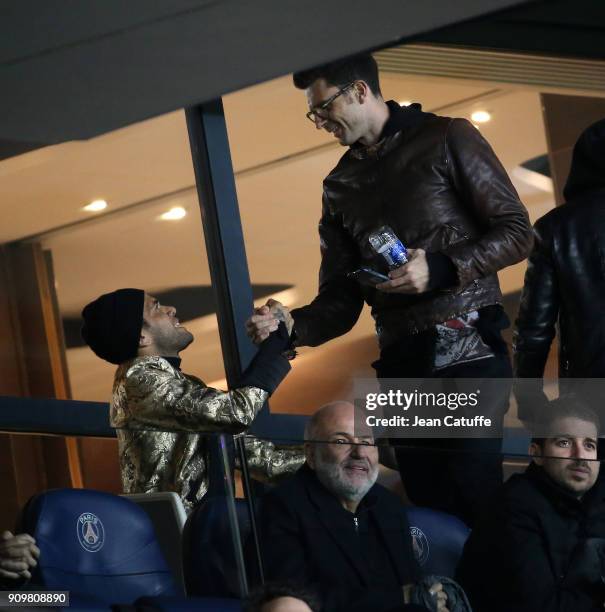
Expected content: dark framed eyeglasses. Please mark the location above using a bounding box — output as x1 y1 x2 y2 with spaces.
306 82 355 124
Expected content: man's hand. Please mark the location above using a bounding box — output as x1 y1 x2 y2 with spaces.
0 531 39 580
402 583 414 604
246 299 294 344
403 581 448 612
429 582 449 612
376 248 430 294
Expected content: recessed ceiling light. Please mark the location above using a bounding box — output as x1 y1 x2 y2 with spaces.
83 199 108 212
471 110 491 123
160 206 187 221
399 100 412 106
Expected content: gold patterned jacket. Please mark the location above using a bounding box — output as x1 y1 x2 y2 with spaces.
110 356 304 514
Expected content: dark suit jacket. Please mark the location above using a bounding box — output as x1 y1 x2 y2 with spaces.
257 464 422 612
456 463 605 612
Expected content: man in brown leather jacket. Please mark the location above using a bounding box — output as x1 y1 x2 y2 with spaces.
247 54 533 526
82 288 303 514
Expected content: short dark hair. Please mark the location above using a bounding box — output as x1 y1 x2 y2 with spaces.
243 581 321 612
293 54 381 97
531 395 601 447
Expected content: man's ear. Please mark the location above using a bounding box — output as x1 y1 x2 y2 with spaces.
304 443 315 469
139 326 153 349
354 80 369 104
529 442 543 465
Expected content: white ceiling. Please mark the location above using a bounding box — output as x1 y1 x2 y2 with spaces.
2 66 595 403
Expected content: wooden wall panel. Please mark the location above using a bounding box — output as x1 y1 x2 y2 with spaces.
9 244 69 399
0 246 27 396
0 243 81 528
77 438 122 494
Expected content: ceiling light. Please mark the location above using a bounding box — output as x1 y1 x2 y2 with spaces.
160 206 187 221
471 110 491 123
83 199 108 212
399 100 412 106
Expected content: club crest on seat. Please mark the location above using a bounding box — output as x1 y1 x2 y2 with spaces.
410 525 430 567
77 512 105 552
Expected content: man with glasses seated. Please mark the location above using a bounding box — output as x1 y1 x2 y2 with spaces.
256 401 449 612
457 397 605 611
246 53 532 527
81 288 303 514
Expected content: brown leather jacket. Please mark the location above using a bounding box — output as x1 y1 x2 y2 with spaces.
293 104 533 350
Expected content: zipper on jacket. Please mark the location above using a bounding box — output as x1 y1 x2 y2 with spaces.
444 222 470 243
353 516 359 532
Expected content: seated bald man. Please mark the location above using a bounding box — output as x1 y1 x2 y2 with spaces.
256 401 448 612
81 288 303 513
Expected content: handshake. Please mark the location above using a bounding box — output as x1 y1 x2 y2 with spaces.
245 299 294 344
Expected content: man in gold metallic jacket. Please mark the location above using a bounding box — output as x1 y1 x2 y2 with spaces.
82 288 303 514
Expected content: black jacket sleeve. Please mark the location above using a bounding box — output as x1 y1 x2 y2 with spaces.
238 322 291 395
457 494 603 612
291 192 365 347
514 215 559 376
512 215 559 420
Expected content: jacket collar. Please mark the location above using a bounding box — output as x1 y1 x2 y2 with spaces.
526 462 605 515
299 464 408 584
162 355 182 370
350 100 430 160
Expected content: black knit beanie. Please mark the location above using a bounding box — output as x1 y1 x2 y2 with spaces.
81 288 145 365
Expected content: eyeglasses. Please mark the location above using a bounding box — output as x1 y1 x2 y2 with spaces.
306 82 355 124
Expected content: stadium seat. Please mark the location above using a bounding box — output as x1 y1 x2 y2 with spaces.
404 506 471 577
183 497 252 598
122 492 187 592
20 488 180 607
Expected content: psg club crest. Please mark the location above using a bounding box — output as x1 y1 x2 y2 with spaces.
77 512 105 552
410 526 430 567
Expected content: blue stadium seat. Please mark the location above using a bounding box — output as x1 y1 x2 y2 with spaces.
20 488 180 607
404 506 471 577
183 497 252 598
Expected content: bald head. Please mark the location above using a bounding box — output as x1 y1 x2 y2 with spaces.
304 401 378 512
260 597 313 612
305 401 371 441
305 401 350 441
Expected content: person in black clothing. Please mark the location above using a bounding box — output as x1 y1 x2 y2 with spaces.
514 118 605 418
257 401 448 612
247 53 532 526
456 398 605 612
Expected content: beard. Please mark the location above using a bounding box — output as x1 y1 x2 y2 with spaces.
154 326 194 354
313 451 378 504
